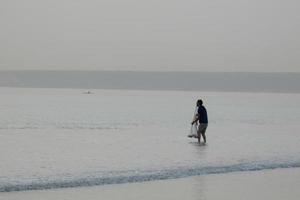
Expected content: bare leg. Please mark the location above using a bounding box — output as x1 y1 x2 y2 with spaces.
197 132 201 143
201 133 206 143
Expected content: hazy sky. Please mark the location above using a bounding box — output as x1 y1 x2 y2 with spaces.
0 0 299 72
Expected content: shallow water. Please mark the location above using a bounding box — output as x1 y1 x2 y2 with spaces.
0 88 300 192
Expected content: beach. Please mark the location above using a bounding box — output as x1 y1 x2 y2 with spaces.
1 168 300 200
0 87 300 199
2 0 300 198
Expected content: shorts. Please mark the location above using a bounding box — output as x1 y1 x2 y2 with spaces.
197 123 208 134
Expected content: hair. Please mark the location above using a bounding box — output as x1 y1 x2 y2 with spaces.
197 99 203 106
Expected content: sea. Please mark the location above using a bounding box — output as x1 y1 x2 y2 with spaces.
0 87 300 192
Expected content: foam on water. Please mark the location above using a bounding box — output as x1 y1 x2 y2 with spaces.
1 160 300 192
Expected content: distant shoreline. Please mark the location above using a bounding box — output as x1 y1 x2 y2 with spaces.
0 70 299 93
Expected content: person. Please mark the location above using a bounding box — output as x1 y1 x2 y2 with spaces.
191 99 208 144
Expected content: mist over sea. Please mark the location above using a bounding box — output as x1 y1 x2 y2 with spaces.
1 71 300 93
1 0 300 197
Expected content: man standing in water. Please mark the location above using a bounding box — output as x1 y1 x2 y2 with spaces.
191 99 208 144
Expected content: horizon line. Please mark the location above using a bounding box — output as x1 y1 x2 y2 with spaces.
1 70 300 74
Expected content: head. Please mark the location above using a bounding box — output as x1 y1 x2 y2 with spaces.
196 99 203 106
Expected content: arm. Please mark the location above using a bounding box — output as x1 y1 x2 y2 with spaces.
191 114 199 125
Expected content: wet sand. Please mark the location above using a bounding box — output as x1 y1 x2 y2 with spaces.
1 168 300 200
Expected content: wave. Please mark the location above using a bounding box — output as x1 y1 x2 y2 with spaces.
1 161 300 192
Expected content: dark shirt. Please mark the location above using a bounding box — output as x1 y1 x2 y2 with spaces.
197 105 208 123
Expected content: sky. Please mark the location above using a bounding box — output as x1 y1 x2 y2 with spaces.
0 0 299 72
